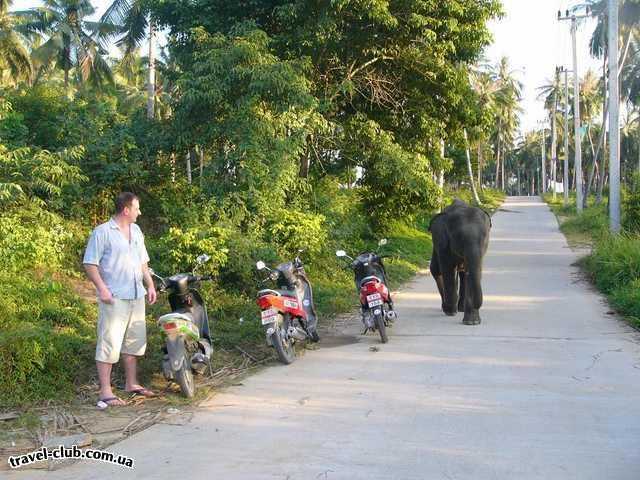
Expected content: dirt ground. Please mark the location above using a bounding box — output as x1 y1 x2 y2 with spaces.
0 309 364 472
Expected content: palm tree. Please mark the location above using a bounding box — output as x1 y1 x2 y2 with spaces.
492 57 523 190
0 0 32 84
469 65 499 189
100 0 156 118
537 71 565 195
579 0 640 203
15 0 116 89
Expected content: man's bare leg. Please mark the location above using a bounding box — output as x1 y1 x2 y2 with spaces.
123 354 155 396
97 361 125 405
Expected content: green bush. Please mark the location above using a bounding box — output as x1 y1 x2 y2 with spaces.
623 172 640 234
0 272 95 408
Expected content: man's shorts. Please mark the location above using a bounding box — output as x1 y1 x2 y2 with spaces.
95 298 146 363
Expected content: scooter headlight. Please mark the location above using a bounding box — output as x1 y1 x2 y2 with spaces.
269 271 279 281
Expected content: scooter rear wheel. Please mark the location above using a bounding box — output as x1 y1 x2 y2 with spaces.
374 314 388 344
176 353 195 397
272 327 295 364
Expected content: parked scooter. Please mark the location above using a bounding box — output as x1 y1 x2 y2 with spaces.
336 239 397 343
255 253 319 364
151 254 214 397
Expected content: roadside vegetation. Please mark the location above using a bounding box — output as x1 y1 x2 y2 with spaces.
545 177 640 329
0 0 512 412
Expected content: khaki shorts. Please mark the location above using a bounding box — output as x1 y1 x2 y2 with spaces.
96 298 147 363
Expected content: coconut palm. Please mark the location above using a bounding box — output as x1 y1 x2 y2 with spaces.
469 65 499 189
578 0 640 203
0 0 32 84
492 56 523 190
15 0 117 89
100 0 157 118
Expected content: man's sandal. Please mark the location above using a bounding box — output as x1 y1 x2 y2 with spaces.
96 396 126 409
125 387 157 398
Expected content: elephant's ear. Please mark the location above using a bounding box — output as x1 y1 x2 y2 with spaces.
428 212 445 232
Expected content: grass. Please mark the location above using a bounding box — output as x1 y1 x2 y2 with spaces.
543 193 640 329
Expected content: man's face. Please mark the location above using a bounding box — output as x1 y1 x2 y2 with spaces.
124 199 141 223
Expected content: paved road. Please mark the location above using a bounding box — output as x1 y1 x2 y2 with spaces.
8 196 640 479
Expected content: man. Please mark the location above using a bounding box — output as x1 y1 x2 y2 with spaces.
83 192 157 407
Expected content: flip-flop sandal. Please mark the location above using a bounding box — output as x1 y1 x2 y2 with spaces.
125 388 157 398
97 396 126 409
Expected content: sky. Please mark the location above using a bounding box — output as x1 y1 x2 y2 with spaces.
12 0 604 135
486 0 602 134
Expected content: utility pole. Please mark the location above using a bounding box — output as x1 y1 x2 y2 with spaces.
540 126 546 195
551 68 559 201
559 7 591 213
609 0 620 232
559 66 571 207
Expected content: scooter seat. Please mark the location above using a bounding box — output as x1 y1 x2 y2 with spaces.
359 275 382 287
257 289 297 298
158 312 193 323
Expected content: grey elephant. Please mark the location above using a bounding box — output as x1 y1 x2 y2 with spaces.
428 199 491 325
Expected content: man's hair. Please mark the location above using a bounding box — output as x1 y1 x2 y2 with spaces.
115 192 139 214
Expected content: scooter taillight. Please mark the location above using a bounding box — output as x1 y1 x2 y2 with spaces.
362 281 379 295
162 322 177 331
257 296 273 310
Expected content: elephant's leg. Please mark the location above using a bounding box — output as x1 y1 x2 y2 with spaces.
462 262 483 326
441 266 458 316
457 269 465 312
430 249 445 305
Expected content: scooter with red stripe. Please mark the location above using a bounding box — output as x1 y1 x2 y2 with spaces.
336 239 397 343
255 254 319 364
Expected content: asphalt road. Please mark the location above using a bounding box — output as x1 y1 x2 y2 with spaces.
8 196 640 479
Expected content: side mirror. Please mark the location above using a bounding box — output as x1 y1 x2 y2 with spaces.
378 238 388 246
196 254 211 264
256 261 266 270
336 250 347 257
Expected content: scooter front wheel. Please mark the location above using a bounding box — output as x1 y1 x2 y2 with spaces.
176 353 195 397
272 326 295 364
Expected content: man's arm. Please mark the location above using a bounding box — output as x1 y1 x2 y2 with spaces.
84 264 114 304
142 263 157 305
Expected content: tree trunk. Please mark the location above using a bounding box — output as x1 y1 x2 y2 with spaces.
170 152 176 183
146 19 156 120
186 151 192 184
501 152 505 190
477 143 483 190
585 53 608 207
495 119 502 189
438 139 445 212
198 146 204 184
464 130 481 205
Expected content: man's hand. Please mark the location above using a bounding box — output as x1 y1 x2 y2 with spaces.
147 285 157 305
98 287 114 304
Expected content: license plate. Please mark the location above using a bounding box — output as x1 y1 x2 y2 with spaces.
367 293 382 301
261 308 278 325
284 299 299 309
368 299 383 307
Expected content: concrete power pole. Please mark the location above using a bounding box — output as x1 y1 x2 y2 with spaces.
563 68 570 207
540 128 546 195
609 0 621 233
559 8 590 213
551 68 559 201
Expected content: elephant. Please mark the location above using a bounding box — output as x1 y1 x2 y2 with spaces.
428 199 491 325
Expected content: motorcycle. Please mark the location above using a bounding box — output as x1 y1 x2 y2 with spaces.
336 239 397 343
255 253 319 364
151 254 214 397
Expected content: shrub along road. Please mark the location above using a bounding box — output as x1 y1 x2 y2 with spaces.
9 196 640 479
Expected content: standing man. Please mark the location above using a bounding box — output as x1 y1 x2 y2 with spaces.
83 192 157 407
